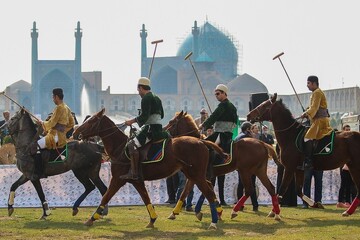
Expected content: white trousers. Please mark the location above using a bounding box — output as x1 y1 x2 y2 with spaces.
37 134 58 149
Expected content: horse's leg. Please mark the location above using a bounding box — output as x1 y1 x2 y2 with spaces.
168 179 194 220
194 179 221 230
89 175 108 216
231 173 252 219
85 177 126 226
342 168 360 216
8 174 29 216
131 181 157 228
72 171 96 216
31 179 51 220
256 168 281 220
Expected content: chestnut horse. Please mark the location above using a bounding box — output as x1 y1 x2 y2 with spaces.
7 109 108 219
163 111 281 220
73 108 226 229
247 93 360 216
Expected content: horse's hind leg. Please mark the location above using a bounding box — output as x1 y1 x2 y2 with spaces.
168 179 194 220
72 171 96 216
85 177 126 226
231 173 252 219
195 179 221 229
132 182 157 228
256 168 281 220
342 168 360 216
8 174 29 216
31 179 51 220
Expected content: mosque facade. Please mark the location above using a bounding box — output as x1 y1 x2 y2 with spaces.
1 21 359 125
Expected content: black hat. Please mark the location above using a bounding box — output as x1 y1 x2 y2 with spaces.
307 75 318 84
52 88 64 97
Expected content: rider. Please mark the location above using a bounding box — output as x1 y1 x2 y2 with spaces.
33 88 75 153
301 75 332 169
0 111 10 145
120 77 165 181
199 84 238 155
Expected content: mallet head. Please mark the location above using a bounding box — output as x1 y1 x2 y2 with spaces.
184 51 193 60
151 39 163 44
273 52 284 60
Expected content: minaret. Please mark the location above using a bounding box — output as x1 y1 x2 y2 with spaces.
140 24 148 77
31 21 38 112
74 21 82 114
192 21 200 59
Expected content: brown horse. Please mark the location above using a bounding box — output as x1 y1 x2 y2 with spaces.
163 111 281 220
247 93 360 216
73 108 226 229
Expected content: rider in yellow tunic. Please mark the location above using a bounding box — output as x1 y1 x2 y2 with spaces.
301 76 332 169
37 88 75 150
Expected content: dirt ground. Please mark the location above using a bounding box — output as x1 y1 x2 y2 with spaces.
0 143 16 164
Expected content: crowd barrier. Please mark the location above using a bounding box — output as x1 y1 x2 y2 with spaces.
0 161 341 208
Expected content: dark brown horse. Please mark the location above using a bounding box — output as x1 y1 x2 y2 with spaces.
247 93 360 216
72 108 227 229
7 109 108 219
163 111 281 220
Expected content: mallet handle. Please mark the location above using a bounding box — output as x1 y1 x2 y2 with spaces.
272 52 284 60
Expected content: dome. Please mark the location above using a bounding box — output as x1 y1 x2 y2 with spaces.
227 73 268 94
8 80 31 93
176 21 238 80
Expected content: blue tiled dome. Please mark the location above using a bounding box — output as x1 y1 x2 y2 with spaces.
177 22 238 80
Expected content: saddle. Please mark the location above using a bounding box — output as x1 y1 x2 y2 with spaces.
125 139 169 164
295 128 335 155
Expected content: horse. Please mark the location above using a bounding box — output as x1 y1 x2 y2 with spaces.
163 111 281 220
247 93 360 216
7 108 108 219
72 108 226 229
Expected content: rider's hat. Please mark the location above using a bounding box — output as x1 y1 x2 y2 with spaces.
215 84 228 94
138 77 151 86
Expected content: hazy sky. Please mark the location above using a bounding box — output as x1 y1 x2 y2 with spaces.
1 0 360 95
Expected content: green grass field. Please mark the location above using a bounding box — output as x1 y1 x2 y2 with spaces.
0 204 359 240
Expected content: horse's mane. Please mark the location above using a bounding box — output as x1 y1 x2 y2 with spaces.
22 111 37 136
276 98 295 120
102 114 128 137
184 114 199 130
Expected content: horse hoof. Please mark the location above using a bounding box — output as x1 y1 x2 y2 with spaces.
342 211 350 217
274 214 281 221
84 219 94 226
195 212 203 221
230 210 238 219
267 211 275 218
8 208 14 216
72 209 79 216
208 222 217 230
103 205 109 216
39 215 47 220
168 213 176 220
146 222 155 228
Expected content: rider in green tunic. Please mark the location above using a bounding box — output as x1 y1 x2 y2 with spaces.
120 77 165 181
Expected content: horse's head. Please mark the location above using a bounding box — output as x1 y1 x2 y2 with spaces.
73 108 106 140
164 110 200 138
7 108 37 144
247 93 277 123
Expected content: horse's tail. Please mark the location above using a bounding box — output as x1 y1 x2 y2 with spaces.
262 142 281 166
200 140 226 158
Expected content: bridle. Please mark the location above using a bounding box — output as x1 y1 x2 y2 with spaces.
164 115 199 138
78 115 118 140
253 98 300 133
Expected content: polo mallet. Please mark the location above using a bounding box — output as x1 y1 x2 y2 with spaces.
273 52 305 112
184 51 212 113
0 91 42 122
148 39 163 79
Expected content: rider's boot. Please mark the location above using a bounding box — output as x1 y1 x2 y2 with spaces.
120 141 140 181
303 140 314 169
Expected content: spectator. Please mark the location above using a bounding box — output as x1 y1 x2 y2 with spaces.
337 124 356 208
302 169 323 208
234 121 259 211
259 125 274 145
165 174 178 204
0 111 10 145
176 171 194 211
251 124 260 139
